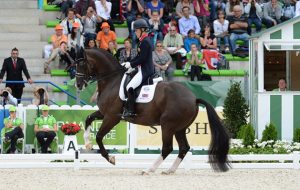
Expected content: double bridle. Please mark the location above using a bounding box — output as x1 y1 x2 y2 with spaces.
75 57 125 85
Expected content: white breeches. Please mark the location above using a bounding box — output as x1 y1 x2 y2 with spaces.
120 66 142 92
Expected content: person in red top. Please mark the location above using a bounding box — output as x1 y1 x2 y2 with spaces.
96 22 117 50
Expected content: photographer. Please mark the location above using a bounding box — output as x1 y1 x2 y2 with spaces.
0 87 18 106
33 87 49 106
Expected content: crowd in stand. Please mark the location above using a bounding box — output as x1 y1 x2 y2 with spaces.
45 0 300 81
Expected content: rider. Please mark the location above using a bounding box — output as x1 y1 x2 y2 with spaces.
121 19 154 118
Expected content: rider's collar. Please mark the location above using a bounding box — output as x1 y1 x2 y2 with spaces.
139 33 148 41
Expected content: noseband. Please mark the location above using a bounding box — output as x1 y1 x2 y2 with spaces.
75 57 90 86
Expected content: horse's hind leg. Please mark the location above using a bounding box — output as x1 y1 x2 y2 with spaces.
84 111 104 149
162 129 190 174
96 116 120 165
142 127 174 175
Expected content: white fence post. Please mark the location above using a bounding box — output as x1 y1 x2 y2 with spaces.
74 150 80 171
293 151 300 170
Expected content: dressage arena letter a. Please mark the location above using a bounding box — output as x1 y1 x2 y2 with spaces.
67 141 76 151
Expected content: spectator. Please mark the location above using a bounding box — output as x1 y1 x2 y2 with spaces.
225 0 244 17
60 8 83 35
186 43 204 81
161 0 175 22
296 1 300 17
200 24 218 50
281 0 296 21
44 25 68 73
34 105 58 154
262 0 282 28
82 6 102 46
210 0 226 21
244 0 262 35
193 0 210 30
126 0 145 39
0 48 33 104
107 41 118 58
67 22 84 59
44 25 68 60
32 87 49 106
162 17 179 36
86 39 98 48
96 22 117 50
149 10 164 48
53 0 74 19
163 25 184 69
3 106 24 154
119 38 138 63
273 78 287 91
228 5 249 53
178 6 201 37
146 0 164 19
213 10 230 53
153 41 174 81
95 0 116 32
184 29 201 52
0 87 17 106
176 0 195 19
74 0 96 19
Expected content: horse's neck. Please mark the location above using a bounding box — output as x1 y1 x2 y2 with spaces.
97 72 122 95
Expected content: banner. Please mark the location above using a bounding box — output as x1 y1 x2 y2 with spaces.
135 110 223 149
25 109 128 147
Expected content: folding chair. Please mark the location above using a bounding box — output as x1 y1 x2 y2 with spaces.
34 135 59 153
1 127 24 154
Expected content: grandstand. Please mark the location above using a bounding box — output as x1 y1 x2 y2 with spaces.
0 0 252 105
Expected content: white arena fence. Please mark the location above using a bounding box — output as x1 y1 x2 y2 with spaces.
0 151 299 170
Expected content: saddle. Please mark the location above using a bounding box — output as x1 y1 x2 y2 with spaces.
119 69 162 104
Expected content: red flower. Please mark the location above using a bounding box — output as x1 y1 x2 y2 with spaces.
60 123 81 135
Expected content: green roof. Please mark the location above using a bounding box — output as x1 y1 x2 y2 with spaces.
250 16 300 39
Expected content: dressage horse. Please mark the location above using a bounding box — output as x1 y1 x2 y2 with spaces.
75 48 230 174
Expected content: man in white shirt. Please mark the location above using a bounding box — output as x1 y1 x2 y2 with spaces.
178 6 201 37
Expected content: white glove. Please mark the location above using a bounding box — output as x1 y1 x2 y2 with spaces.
121 62 131 69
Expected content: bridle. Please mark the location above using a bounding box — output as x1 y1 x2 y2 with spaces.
75 56 125 86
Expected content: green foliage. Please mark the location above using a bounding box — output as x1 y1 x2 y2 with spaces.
223 82 249 138
238 124 255 146
262 123 278 142
293 128 300 142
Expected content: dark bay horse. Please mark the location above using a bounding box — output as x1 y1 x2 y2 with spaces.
75 48 230 174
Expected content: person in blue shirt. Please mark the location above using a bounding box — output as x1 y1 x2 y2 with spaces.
184 29 201 52
178 6 201 37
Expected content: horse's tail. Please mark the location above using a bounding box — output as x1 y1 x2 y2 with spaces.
196 98 230 172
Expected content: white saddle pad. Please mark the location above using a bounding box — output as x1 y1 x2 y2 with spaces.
119 78 162 103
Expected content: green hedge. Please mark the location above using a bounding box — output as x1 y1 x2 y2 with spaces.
51 69 68 76
174 69 246 77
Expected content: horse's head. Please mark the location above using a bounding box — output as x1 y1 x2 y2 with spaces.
75 47 90 90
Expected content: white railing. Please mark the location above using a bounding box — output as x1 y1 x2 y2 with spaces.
0 151 299 170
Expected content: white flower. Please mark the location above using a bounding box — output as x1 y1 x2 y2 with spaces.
247 145 252 149
273 149 278 153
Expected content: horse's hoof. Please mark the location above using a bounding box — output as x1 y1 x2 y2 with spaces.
161 170 175 175
140 170 151 176
85 143 93 150
109 156 116 165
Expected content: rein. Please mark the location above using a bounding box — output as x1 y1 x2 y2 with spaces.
75 57 125 84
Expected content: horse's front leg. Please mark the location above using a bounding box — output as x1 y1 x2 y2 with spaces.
84 111 104 149
96 116 121 165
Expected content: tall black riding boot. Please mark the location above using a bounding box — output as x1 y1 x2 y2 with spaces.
122 88 136 118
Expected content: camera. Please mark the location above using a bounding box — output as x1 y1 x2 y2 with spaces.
1 90 9 98
38 88 45 96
